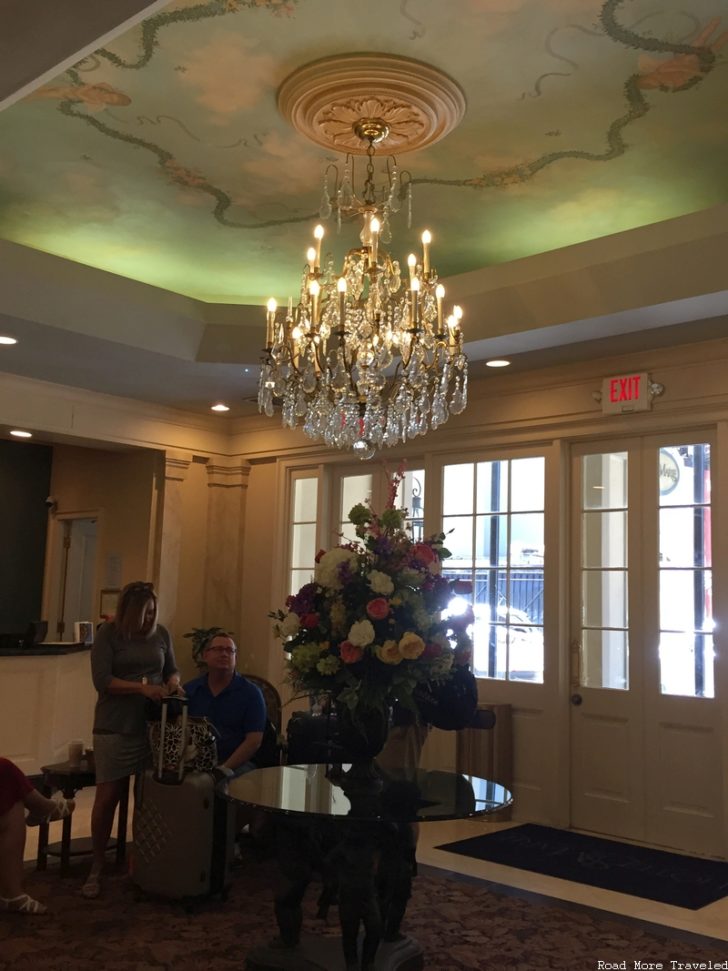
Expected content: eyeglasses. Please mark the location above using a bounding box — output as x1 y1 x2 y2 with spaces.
207 646 236 655
128 582 154 593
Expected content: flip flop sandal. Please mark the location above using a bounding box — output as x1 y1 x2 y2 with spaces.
26 792 75 827
0 894 48 915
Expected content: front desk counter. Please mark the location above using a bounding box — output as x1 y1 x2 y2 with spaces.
0 643 96 776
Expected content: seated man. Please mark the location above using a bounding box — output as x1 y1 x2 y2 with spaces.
183 632 266 777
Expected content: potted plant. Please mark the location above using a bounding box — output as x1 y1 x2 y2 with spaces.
183 626 232 670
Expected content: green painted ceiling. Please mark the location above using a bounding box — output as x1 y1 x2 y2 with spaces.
1 0 726 304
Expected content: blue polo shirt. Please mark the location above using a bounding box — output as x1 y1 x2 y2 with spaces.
183 672 266 763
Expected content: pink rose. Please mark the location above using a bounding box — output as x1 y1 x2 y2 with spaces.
366 597 390 621
339 640 364 664
314 548 327 563
301 612 320 629
451 579 473 596
411 543 438 566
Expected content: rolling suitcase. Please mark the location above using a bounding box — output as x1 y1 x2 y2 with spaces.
132 696 235 901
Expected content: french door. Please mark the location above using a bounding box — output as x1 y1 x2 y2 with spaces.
570 433 723 856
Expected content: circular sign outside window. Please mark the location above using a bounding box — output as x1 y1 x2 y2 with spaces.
659 449 680 496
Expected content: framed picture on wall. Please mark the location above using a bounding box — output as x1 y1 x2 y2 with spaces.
99 588 120 619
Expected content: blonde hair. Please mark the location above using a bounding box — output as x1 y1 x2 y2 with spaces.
115 581 158 639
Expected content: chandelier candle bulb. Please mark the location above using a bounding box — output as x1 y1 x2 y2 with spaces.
421 229 431 277
266 298 277 347
309 279 320 326
369 216 380 267
306 246 317 274
337 277 347 328
407 253 417 283
435 284 445 332
313 224 324 269
411 276 420 327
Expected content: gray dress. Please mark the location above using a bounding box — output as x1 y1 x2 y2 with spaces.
91 622 178 783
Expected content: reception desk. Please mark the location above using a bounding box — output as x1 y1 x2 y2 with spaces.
0 644 96 776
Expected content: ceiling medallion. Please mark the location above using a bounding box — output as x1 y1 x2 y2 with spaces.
277 53 466 155
258 55 468 458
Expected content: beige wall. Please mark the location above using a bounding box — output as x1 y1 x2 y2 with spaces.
174 458 210 683
48 443 160 603
239 460 279 681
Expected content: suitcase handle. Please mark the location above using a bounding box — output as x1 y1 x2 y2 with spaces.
157 695 189 783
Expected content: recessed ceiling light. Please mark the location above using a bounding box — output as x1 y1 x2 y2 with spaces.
486 359 511 368
10 429 32 438
211 403 230 412
0 335 17 345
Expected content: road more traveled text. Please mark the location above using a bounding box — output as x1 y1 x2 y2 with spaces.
597 963 728 970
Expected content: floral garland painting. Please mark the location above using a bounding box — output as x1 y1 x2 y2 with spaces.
271 471 474 724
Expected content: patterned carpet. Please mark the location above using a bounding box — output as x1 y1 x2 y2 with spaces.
1 851 724 971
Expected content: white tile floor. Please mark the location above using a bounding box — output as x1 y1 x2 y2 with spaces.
26 788 728 942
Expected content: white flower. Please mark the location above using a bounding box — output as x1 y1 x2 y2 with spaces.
348 619 375 647
315 548 358 590
280 612 301 637
428 559 442 575
368 569 394 596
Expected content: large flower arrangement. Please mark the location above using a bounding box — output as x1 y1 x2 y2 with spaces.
271 475 473 725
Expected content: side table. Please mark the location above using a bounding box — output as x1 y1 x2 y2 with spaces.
36 759 129 876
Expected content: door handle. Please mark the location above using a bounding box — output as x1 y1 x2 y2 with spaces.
570 693 583 706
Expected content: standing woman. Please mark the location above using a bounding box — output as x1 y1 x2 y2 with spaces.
82 581 180 899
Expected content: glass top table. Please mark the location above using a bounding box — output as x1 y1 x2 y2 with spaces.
227 764 511 970
227 762 511 823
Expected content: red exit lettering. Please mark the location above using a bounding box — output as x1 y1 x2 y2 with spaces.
609 374 641 403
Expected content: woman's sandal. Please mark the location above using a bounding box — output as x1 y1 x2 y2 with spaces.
80 873 101 900
0 894 48 915
26 792 75 827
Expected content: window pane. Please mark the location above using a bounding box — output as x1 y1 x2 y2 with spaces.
660 444 711 507
444 464 473 515
510 456 545 511
582 452 627 509
444 456 545 683
659 631 714 698
476 461 508 513
581 628 628 690
511 568 544 625
290 568 313 594
341 475 372 522
398 469 425 541
443 515 473 561
508 627 544 682
510 513 544 564
659 507 711 569
582 570 627 629
582 510 627 568
474 515 507 563
291 523 316 569
293 478 318 521
660 569 712 632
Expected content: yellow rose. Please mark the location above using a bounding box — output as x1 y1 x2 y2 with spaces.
376 640 403 665
398 631 425 660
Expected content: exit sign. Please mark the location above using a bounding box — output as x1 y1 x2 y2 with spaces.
601 372 652 414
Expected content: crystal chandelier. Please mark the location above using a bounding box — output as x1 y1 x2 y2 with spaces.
258 119 467 458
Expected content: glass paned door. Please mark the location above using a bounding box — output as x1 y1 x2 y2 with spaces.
571 435 722 855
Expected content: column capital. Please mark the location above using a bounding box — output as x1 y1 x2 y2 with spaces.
206 461 251 489
164 451 193 482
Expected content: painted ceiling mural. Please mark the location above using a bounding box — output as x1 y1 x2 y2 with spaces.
0 0 726 303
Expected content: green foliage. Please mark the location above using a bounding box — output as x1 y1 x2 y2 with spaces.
183 626 232 669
